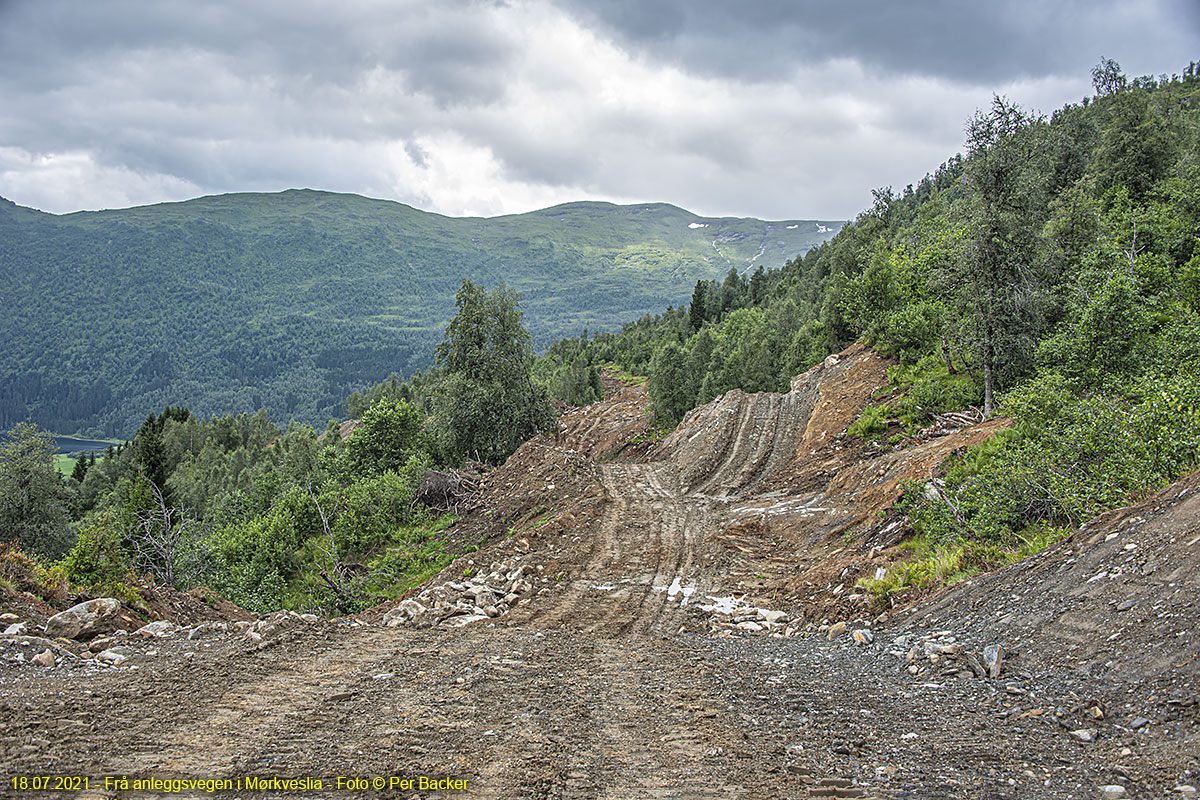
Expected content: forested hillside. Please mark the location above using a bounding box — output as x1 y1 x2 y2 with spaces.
4 58 1199 622
535 60 1200 582
0 279 557 615
0 191 839 436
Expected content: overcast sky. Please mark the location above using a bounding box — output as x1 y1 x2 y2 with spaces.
1 1 1197 221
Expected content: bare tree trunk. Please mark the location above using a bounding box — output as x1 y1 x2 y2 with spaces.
308 486 348 608
982 321 995 419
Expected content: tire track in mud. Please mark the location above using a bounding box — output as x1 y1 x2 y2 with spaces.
519 380 816 638
518 462 713 637
72 627 415 799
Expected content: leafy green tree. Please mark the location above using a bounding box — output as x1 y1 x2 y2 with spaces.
548 356 602 406
1091 90 1176 200
1054 269 1151 390
0 422 72 557
427 280 557 464
948 96 1048 416
1091 57 1127 97
648 343 692 424
338 398 428 478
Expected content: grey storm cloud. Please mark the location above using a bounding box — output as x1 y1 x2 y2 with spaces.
553 0 1200 85
0 0 1197 220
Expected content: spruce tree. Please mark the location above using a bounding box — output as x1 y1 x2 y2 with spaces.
71 452 89 483
688 281 707 332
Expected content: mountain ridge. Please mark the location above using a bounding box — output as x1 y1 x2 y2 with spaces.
0 190 841 435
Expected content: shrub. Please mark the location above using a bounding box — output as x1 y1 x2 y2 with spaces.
848 404 889 440
60 514 129 590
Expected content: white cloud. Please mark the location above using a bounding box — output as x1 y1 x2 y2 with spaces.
0 147 202 212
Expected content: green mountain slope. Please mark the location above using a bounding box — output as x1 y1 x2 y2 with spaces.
0 190 840 435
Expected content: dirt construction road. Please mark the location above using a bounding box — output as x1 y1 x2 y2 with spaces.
3 349 1197 799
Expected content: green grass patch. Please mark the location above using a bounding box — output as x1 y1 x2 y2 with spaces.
849 354 984 442
886 355 983 431
601 362 648 386
857 523 1073 605
53 454 77 477
848 404 890 441
362 514 457 603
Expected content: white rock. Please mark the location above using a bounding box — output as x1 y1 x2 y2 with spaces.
983 643 1004 678
472 590 500 608
383 599 426 627
33 649 55 667
1069 728 1098 743
442 613 489 628
135 621 178 638
95 649 129 667
852 629 875 645
3 622 27 636
761 609 789 624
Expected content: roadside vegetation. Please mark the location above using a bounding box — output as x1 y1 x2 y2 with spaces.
534 59 1200 595
1 280 553 616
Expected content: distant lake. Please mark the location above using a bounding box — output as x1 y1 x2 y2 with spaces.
54 435 121 455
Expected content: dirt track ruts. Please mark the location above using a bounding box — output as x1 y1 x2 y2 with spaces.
3 348 1193 799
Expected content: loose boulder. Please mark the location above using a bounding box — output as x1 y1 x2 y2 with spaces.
44 598 123 640
135 621 179 639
